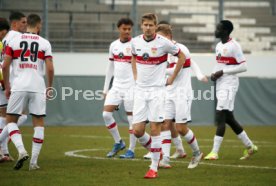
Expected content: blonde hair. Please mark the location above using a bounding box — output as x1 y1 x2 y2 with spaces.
141 13 158 25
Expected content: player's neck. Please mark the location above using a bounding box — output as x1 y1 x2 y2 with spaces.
143 33 156 41
221 36 230 44
27 28 38 34
120 37 130 43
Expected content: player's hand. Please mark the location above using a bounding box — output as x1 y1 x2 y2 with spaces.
103 93 107 99
201 76 208 83
211 70 223 81
166 77 174 86
115 105 120 111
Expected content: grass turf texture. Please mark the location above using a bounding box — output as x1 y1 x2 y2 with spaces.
1 126 276 186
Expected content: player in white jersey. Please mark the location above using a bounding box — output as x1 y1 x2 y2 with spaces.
204 20 257 160
2 14 54 170
131 13 186 179
0 12 28 163
103 17 137 158
0 17 10 161
154 24 205 169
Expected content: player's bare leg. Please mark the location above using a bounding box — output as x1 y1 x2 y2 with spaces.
103 105 125 157
176 123 203 168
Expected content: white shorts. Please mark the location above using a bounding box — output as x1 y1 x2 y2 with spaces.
104 87 134 112
216 86 238 111
165 90 192 123
7 91 46 116
0 89 8 108
133 87 165 124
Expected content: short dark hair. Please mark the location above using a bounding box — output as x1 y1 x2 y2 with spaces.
141 13 158 25
158 20 170 25
27 14 41 28
9 11 26 22
117 17 133 28
0 18 10 31
220 20 234 35
156 24 172 36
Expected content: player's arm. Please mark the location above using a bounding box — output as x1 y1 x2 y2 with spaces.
45 57 54 95
2 55 12 98
131 55 137 81
167 50 185 85
191 59 208 82
223 62 247 75
103 59 114 96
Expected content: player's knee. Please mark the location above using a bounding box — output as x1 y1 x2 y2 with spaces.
215 110 226 126
176 124 188 136
133 128 143 138
102 111 114 125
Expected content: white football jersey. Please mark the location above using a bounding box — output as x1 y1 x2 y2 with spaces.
213 38 246 87
109 38 134 89
132 34 180 88
5 32 52 93
167 43 192 92
1 30 22 83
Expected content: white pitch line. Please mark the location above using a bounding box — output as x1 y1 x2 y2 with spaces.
64 148 276 171
67 134 274 144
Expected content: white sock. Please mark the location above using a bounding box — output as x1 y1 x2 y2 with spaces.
0 117 7 148
183 129 200 155
172 135 185 153
211 135 223 154
150 135 162 172
103 111 121 143
127 115 136 152
31 127 44 165
137 132 151 150
237 130 253 148
0 116 6 129
0 126 8 143
0 122 9 155
17 114 28 127
1 137 9 155
161 130 171 158
7 123 26 154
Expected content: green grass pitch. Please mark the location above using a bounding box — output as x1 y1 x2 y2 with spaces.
1 126 276 186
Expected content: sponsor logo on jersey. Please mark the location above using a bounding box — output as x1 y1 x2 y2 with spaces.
142 52 150 60
118 52 124 59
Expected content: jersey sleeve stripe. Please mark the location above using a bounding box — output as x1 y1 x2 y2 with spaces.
168 58 191 68
5 45 13 57
173 48 181 56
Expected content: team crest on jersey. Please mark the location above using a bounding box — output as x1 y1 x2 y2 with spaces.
142 52 150 60
118 52 124 58
125 47 131 55
223 48 227 55
151 47 157 55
